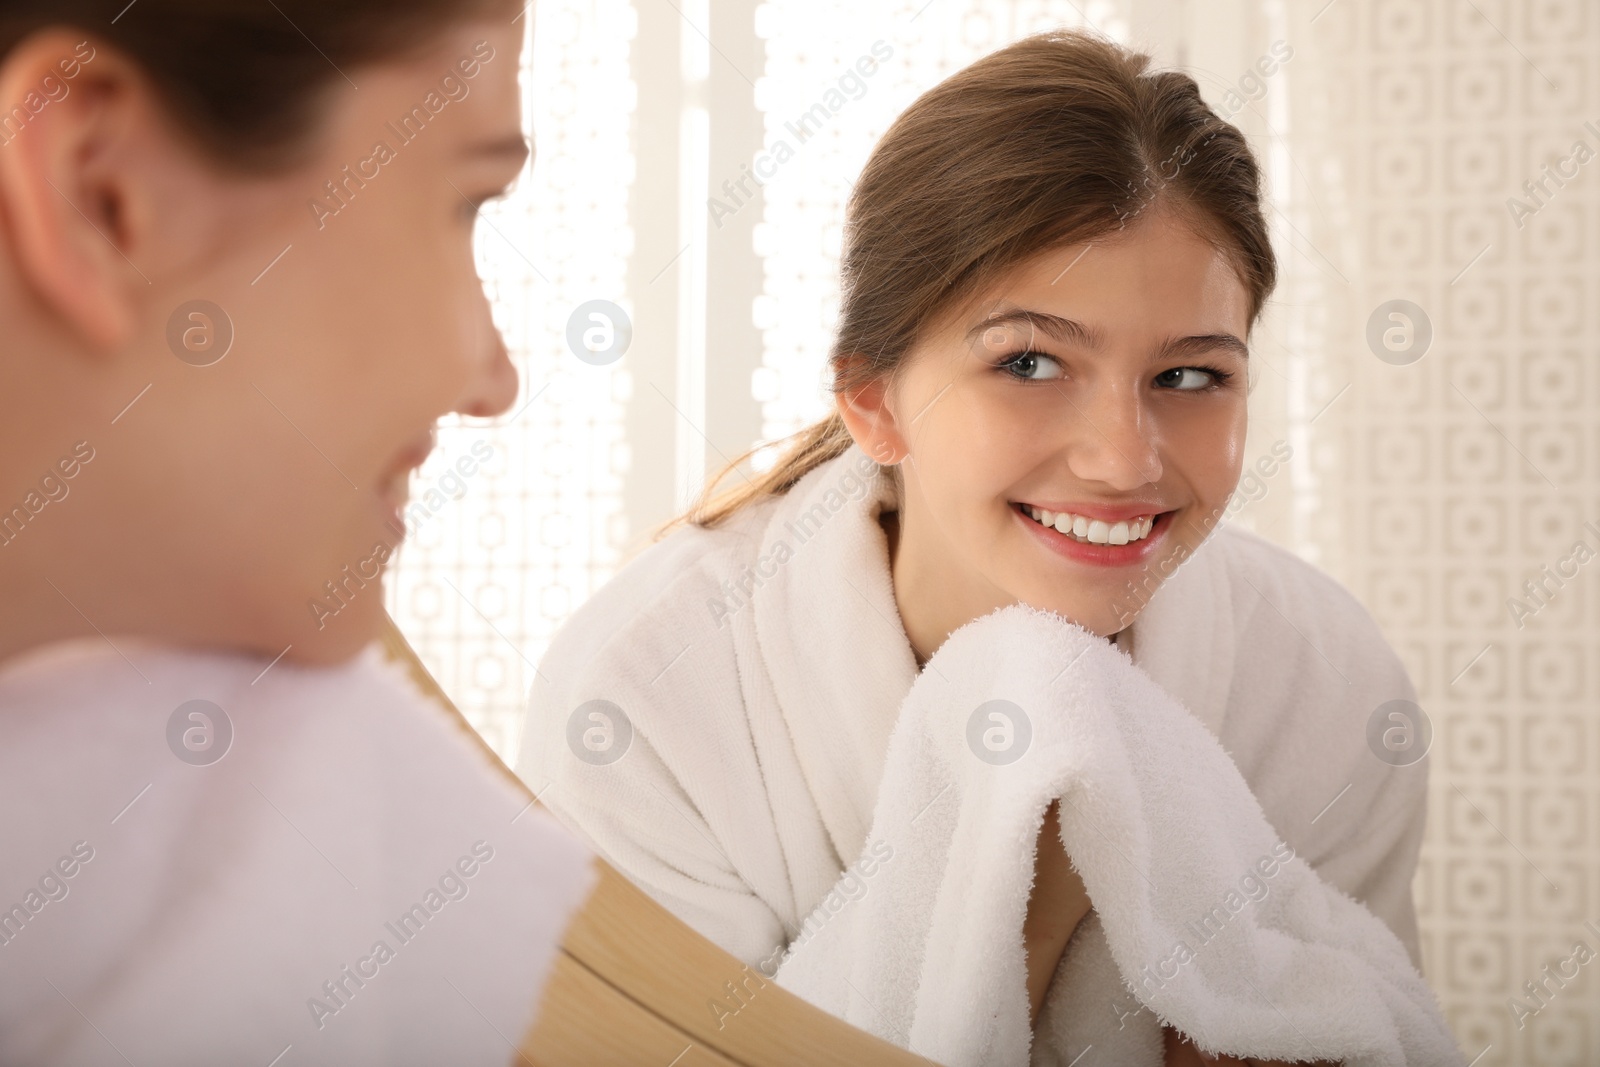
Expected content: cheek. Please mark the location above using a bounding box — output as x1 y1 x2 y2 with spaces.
928 378 1038 466
323 201 480 409
1162 390 1245 473
1207 412 1249 503
915 387 1038 525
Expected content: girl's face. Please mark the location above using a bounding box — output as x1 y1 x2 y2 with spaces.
847 203 1254 642
0 18 526 664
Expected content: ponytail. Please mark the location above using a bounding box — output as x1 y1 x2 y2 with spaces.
658 412 861 536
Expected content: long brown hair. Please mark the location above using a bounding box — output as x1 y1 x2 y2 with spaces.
674 28 1277 533
0 0 516 171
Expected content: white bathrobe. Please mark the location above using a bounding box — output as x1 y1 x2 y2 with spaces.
516 445 1449 1065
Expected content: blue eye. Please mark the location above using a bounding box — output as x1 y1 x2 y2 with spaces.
1155 366 1232 390
1001 351 1066 381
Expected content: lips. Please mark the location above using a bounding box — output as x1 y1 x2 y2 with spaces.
388 428 438 476
375 429 437 535
1012 501 1176 568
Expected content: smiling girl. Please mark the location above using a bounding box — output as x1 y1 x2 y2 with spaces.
520 28 1431 1066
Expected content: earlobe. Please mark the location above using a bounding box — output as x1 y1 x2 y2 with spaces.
0 32 144 350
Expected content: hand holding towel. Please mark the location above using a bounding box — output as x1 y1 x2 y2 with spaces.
774 604 1460 1067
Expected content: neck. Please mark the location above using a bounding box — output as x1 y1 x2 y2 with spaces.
879 507 1121 670
881 508 1013 668
0 551 99 669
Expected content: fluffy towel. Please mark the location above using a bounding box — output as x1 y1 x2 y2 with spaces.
773 604 1461 1067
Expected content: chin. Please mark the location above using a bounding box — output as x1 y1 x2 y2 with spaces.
165 614 373 670
276 582 389 666
284 628 377 667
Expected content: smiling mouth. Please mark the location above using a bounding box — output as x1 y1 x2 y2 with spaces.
1014 502 1170 546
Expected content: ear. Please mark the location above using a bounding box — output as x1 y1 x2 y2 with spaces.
834 361 908 465
0 32 155 350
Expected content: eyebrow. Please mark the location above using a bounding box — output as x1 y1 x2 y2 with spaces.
966 308 1249 361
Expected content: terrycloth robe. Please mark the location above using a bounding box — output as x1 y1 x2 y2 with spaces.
516 445 1452 1065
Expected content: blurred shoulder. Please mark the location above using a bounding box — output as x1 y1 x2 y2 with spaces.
1208 523 1397 653
1204 523 1418 737
534 499 778 697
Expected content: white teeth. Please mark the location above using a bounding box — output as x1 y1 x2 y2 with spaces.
1020 505 1159 546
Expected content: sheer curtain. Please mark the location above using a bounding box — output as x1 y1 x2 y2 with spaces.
749 0 1131 449
390 1 1599 1059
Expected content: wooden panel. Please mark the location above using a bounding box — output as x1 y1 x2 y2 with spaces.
379 615 937 1067
521 950 741 1067
558 862 931 1066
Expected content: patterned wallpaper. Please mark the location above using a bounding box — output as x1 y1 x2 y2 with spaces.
1289 1 1599 1060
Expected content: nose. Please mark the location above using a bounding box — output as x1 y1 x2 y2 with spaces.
454 310 519 420
1063 380 1162 490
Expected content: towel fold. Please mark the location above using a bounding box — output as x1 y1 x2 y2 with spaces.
774 604 1461 1067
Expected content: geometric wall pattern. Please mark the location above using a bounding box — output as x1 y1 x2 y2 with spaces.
1288 1 1599 1060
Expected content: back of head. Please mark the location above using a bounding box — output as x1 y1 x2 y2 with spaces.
0 0 526 666
0 0 510 169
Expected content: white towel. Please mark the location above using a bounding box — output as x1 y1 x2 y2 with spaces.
773 604 1461 1067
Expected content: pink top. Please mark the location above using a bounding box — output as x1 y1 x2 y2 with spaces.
0 638 595 1066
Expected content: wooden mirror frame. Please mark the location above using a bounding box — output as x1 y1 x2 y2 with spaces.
379 614 936 1066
